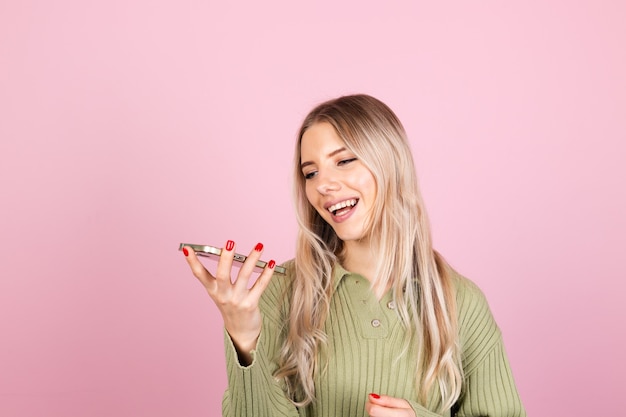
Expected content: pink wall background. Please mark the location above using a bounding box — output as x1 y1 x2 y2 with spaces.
1 1 624 416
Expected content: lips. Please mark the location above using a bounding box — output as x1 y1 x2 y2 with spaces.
326 198 359 216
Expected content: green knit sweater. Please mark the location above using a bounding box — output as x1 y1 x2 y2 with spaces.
222 262 526 417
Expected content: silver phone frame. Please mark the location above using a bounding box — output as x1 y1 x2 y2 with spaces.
179 243 286 275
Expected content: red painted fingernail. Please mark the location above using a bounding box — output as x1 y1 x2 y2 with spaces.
255 242 264 252
268 260 276 269
225 240 235 251
369 393 380 399
182 247 189 257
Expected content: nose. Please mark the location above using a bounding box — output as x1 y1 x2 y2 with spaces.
316 171 341 195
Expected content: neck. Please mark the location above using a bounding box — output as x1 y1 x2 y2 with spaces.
341 240 388 298
342 240 375 279
342 240 377 282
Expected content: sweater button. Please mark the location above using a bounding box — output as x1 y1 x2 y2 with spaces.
371 319 381 327
387 301 396 309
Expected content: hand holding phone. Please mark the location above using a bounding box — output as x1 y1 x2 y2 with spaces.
180 240 279 365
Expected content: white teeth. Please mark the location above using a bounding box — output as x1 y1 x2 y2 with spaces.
328 199 357 214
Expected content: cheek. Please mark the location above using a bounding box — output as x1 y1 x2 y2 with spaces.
304 182 330 218
354 169 377 200
366 178 377 201
304 182 316 206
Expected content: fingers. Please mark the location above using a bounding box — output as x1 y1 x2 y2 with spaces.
182 245 215 289
366 393 414 417
233 242 268 290
181 240 275 295
248 257 276 299
215 240 236 286
368 393 411 408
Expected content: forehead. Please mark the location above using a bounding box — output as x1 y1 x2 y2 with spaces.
300 122 346 159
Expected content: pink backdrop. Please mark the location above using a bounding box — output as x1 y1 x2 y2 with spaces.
1 1 624 416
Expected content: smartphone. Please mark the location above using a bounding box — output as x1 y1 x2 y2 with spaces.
179 243 286 275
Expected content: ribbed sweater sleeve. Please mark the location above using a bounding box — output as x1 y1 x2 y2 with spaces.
455 341 526 417
453 275 526 417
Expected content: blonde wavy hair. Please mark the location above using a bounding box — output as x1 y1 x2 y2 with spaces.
275 94 463 411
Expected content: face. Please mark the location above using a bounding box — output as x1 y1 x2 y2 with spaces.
300 122 377 243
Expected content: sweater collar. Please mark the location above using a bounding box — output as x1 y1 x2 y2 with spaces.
332 263 362 291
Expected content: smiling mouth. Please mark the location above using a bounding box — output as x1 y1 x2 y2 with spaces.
328 199 358 216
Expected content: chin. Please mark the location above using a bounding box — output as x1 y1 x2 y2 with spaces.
334 230 367 243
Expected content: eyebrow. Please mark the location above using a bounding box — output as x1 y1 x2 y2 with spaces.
300 147 347 169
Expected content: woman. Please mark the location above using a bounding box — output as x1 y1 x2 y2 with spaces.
183 94 526 416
